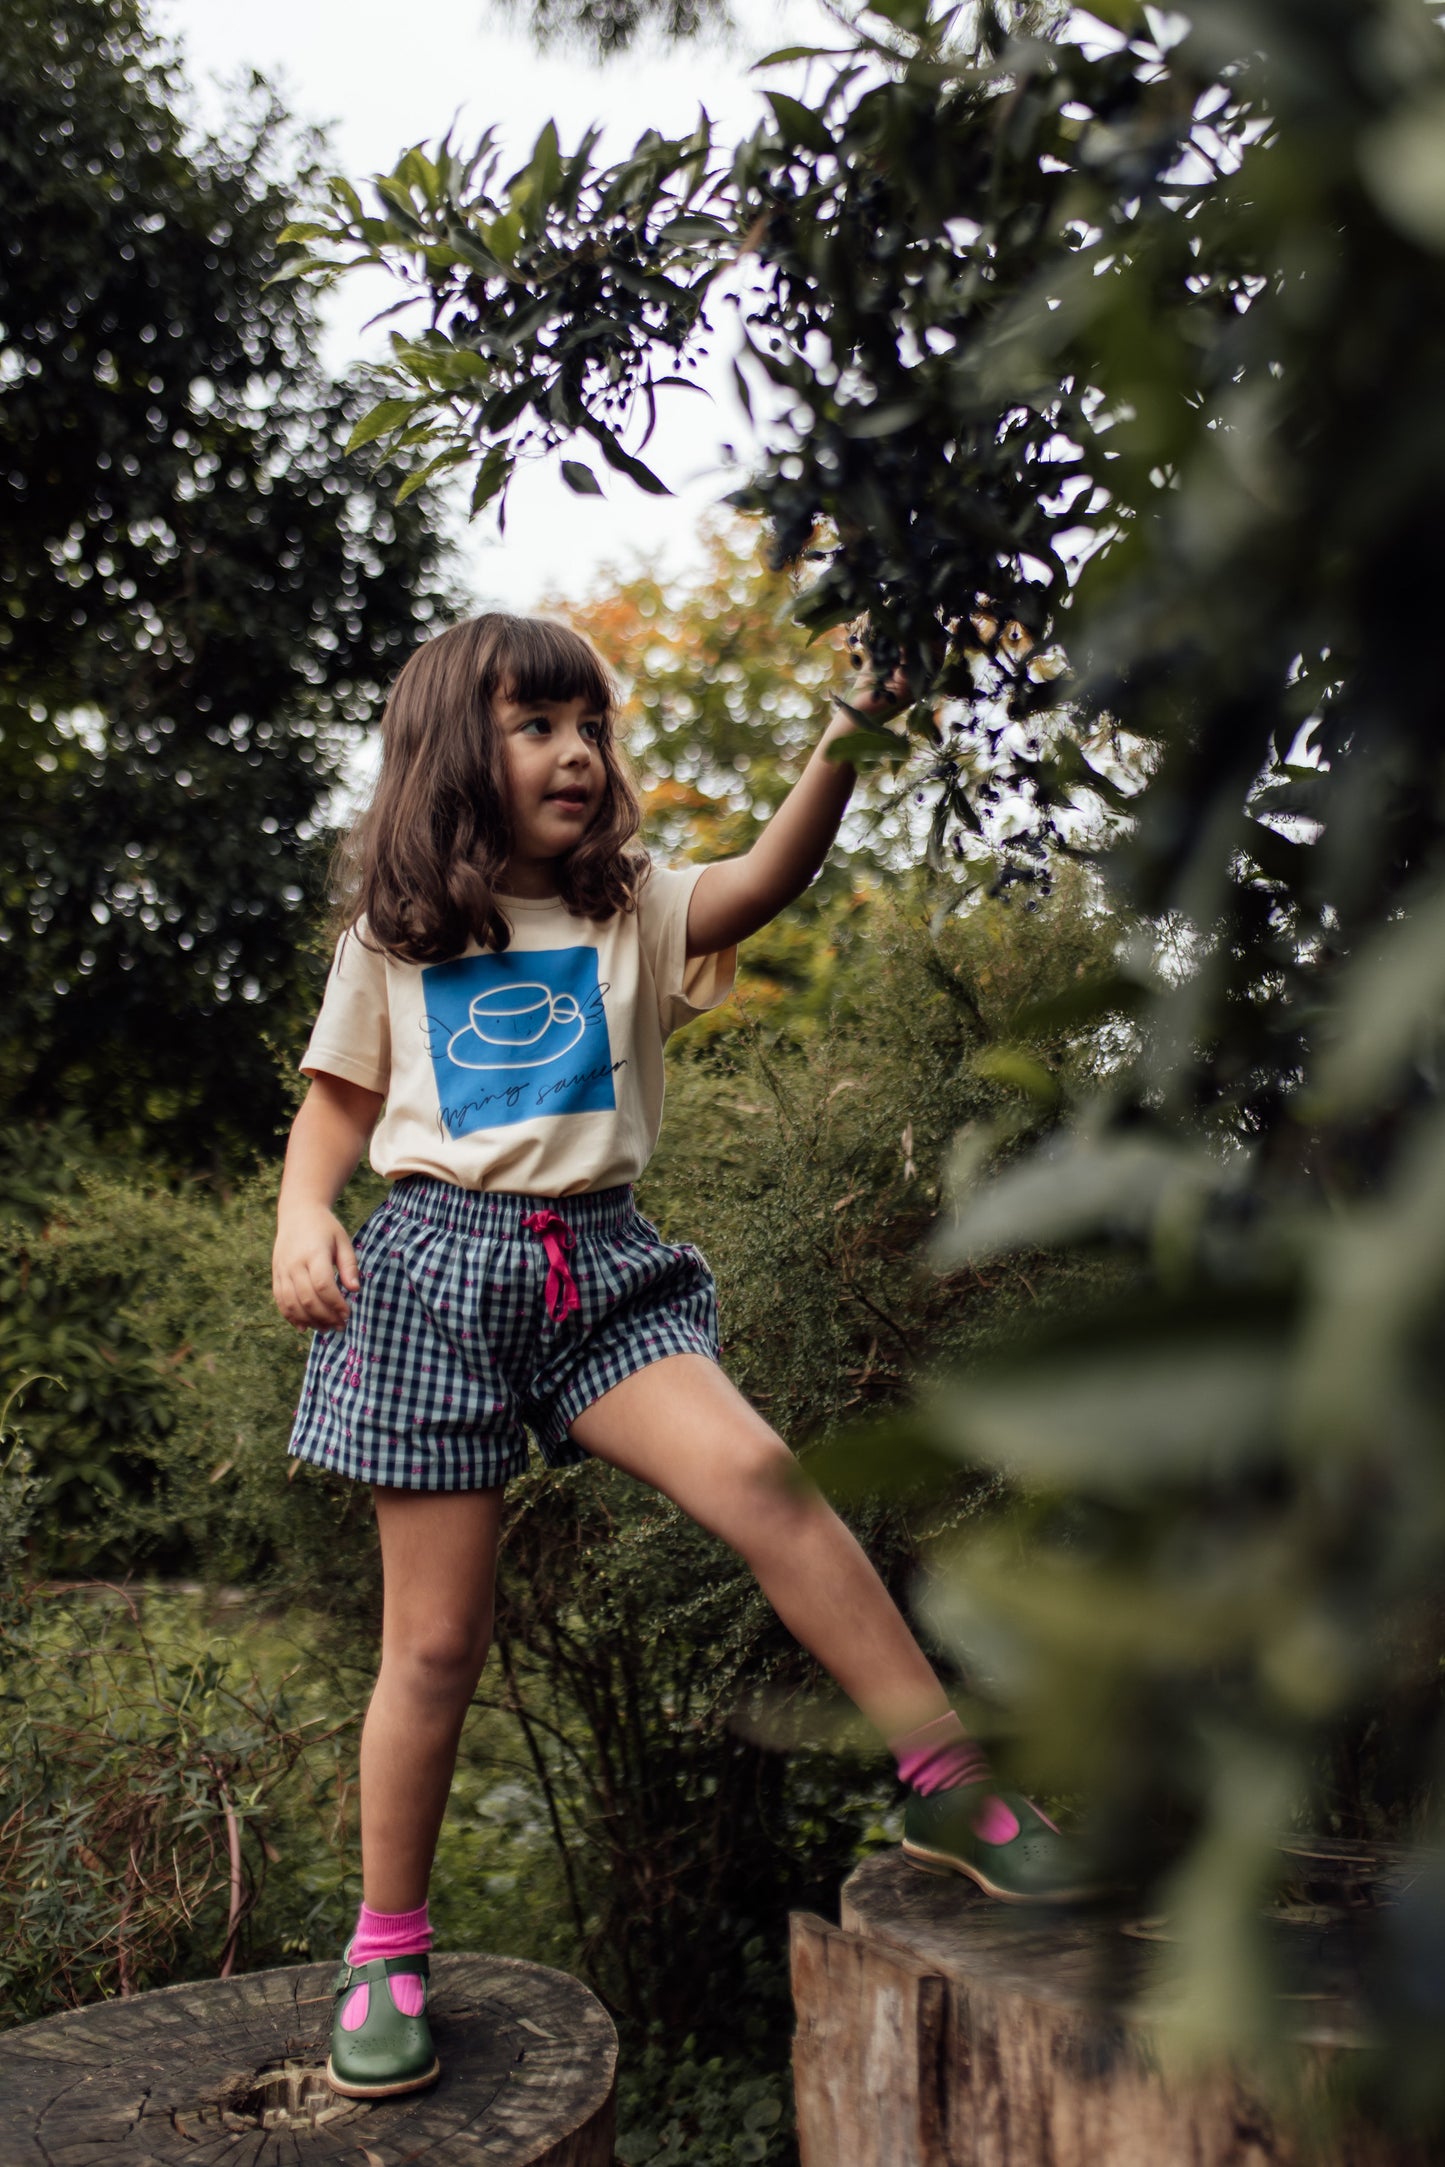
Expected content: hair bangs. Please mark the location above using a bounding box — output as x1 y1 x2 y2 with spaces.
493 617 617 731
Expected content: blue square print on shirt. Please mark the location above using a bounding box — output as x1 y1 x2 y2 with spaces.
421 946 617 1136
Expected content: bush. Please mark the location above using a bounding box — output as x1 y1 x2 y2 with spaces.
0 1419 350 2021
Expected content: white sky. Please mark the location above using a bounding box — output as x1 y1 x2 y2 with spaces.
155 0 826 611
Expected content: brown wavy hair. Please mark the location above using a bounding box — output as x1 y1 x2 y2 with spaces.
335 614 646 963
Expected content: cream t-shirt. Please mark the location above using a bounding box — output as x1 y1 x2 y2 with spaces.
300 861 736 1196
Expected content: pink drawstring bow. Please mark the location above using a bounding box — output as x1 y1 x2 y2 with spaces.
522 1209 581 1323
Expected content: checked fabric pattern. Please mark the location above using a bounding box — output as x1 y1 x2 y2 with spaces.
287 1175 719 1491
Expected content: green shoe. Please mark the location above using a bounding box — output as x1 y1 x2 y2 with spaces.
325 1946 441 2099
902 1782 1103 1905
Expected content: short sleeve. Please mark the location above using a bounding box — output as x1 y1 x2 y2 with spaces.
300 922 391 1094
637 862 738 1038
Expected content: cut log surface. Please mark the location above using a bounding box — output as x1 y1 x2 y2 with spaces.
0 1953 616 2167
791 1847 1431 2167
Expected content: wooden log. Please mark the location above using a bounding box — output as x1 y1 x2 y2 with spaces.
791 1848 1431 2167
0 1952 615 2166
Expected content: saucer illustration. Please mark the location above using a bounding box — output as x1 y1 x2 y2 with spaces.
446 982 586 1071
421 945 617 1134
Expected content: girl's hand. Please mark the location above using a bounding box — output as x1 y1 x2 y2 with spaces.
847 660 911 718
273 1205 360 1331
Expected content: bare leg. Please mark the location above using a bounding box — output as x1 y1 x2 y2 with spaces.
569 1355 950 1741
360 1487 505 1913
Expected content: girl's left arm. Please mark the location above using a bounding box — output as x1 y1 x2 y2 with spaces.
684 677 902 957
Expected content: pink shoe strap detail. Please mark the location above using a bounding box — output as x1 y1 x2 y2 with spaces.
971 1795 1022 1844
522 1209 581 1323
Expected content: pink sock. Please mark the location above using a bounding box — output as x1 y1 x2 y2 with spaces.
341 1901 431 2028
891 1710 991 1796
890 1711 1022 1845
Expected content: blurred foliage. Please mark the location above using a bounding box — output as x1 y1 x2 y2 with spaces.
0 0 454 1171
290 0 1445 2125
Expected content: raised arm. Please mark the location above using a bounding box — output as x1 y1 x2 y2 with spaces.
684 670 906 957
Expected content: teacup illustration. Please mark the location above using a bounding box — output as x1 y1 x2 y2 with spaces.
446 982 586 1070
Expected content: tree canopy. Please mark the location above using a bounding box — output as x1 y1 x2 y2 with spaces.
291 0 1445 2116
0 0 453 1169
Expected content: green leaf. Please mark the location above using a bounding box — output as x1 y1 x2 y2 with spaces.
264 254 339 284
276 222 333 244
1072 0 1146 27
970 1047 1061 1106
935 1131 1246 1266
823 716 909 766
560 459 604 495
764 91 834 155
483 207 524 267
394 445 470 504
328 176 365 220
587 425 671 495
1308 873 1445 1116
929 1332 1286 1487
752 43 852 65
470 443 511 515
399 145 440 204
374 174 422 228
345 398 424 454
656 214 734 244
863 0 933 34
840 399 924 439
1360 93 1445 251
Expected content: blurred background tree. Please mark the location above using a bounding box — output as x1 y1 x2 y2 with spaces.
0 0 454 1173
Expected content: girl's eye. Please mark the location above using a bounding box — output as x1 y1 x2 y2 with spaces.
581 720 602 742
521 717 550 735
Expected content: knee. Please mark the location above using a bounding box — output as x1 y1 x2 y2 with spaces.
386 1613 492 1708
729 1433 823 1549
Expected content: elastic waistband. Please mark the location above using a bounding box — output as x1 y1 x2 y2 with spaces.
386 1174 637 1238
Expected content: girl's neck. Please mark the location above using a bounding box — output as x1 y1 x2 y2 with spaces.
498 857 564 901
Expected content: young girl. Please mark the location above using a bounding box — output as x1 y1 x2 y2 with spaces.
273 612 1094 2101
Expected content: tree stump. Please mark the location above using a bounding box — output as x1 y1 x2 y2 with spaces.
791 1844 1431 2167
0 1952 616 2166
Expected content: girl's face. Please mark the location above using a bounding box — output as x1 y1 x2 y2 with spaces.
494 688 606 891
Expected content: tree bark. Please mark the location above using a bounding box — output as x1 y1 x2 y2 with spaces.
0 1951 615 2165
792 1848 1430 2167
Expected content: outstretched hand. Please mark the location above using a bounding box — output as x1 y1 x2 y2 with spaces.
836 651 913 730
849 660 911 717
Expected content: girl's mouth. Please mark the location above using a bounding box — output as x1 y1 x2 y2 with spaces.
546 789 591 810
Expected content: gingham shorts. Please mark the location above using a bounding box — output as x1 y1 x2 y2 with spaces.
287 1176 720 1490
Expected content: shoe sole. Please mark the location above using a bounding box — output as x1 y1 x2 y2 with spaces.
901 1837 1100 1906
325 2054 441 2099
